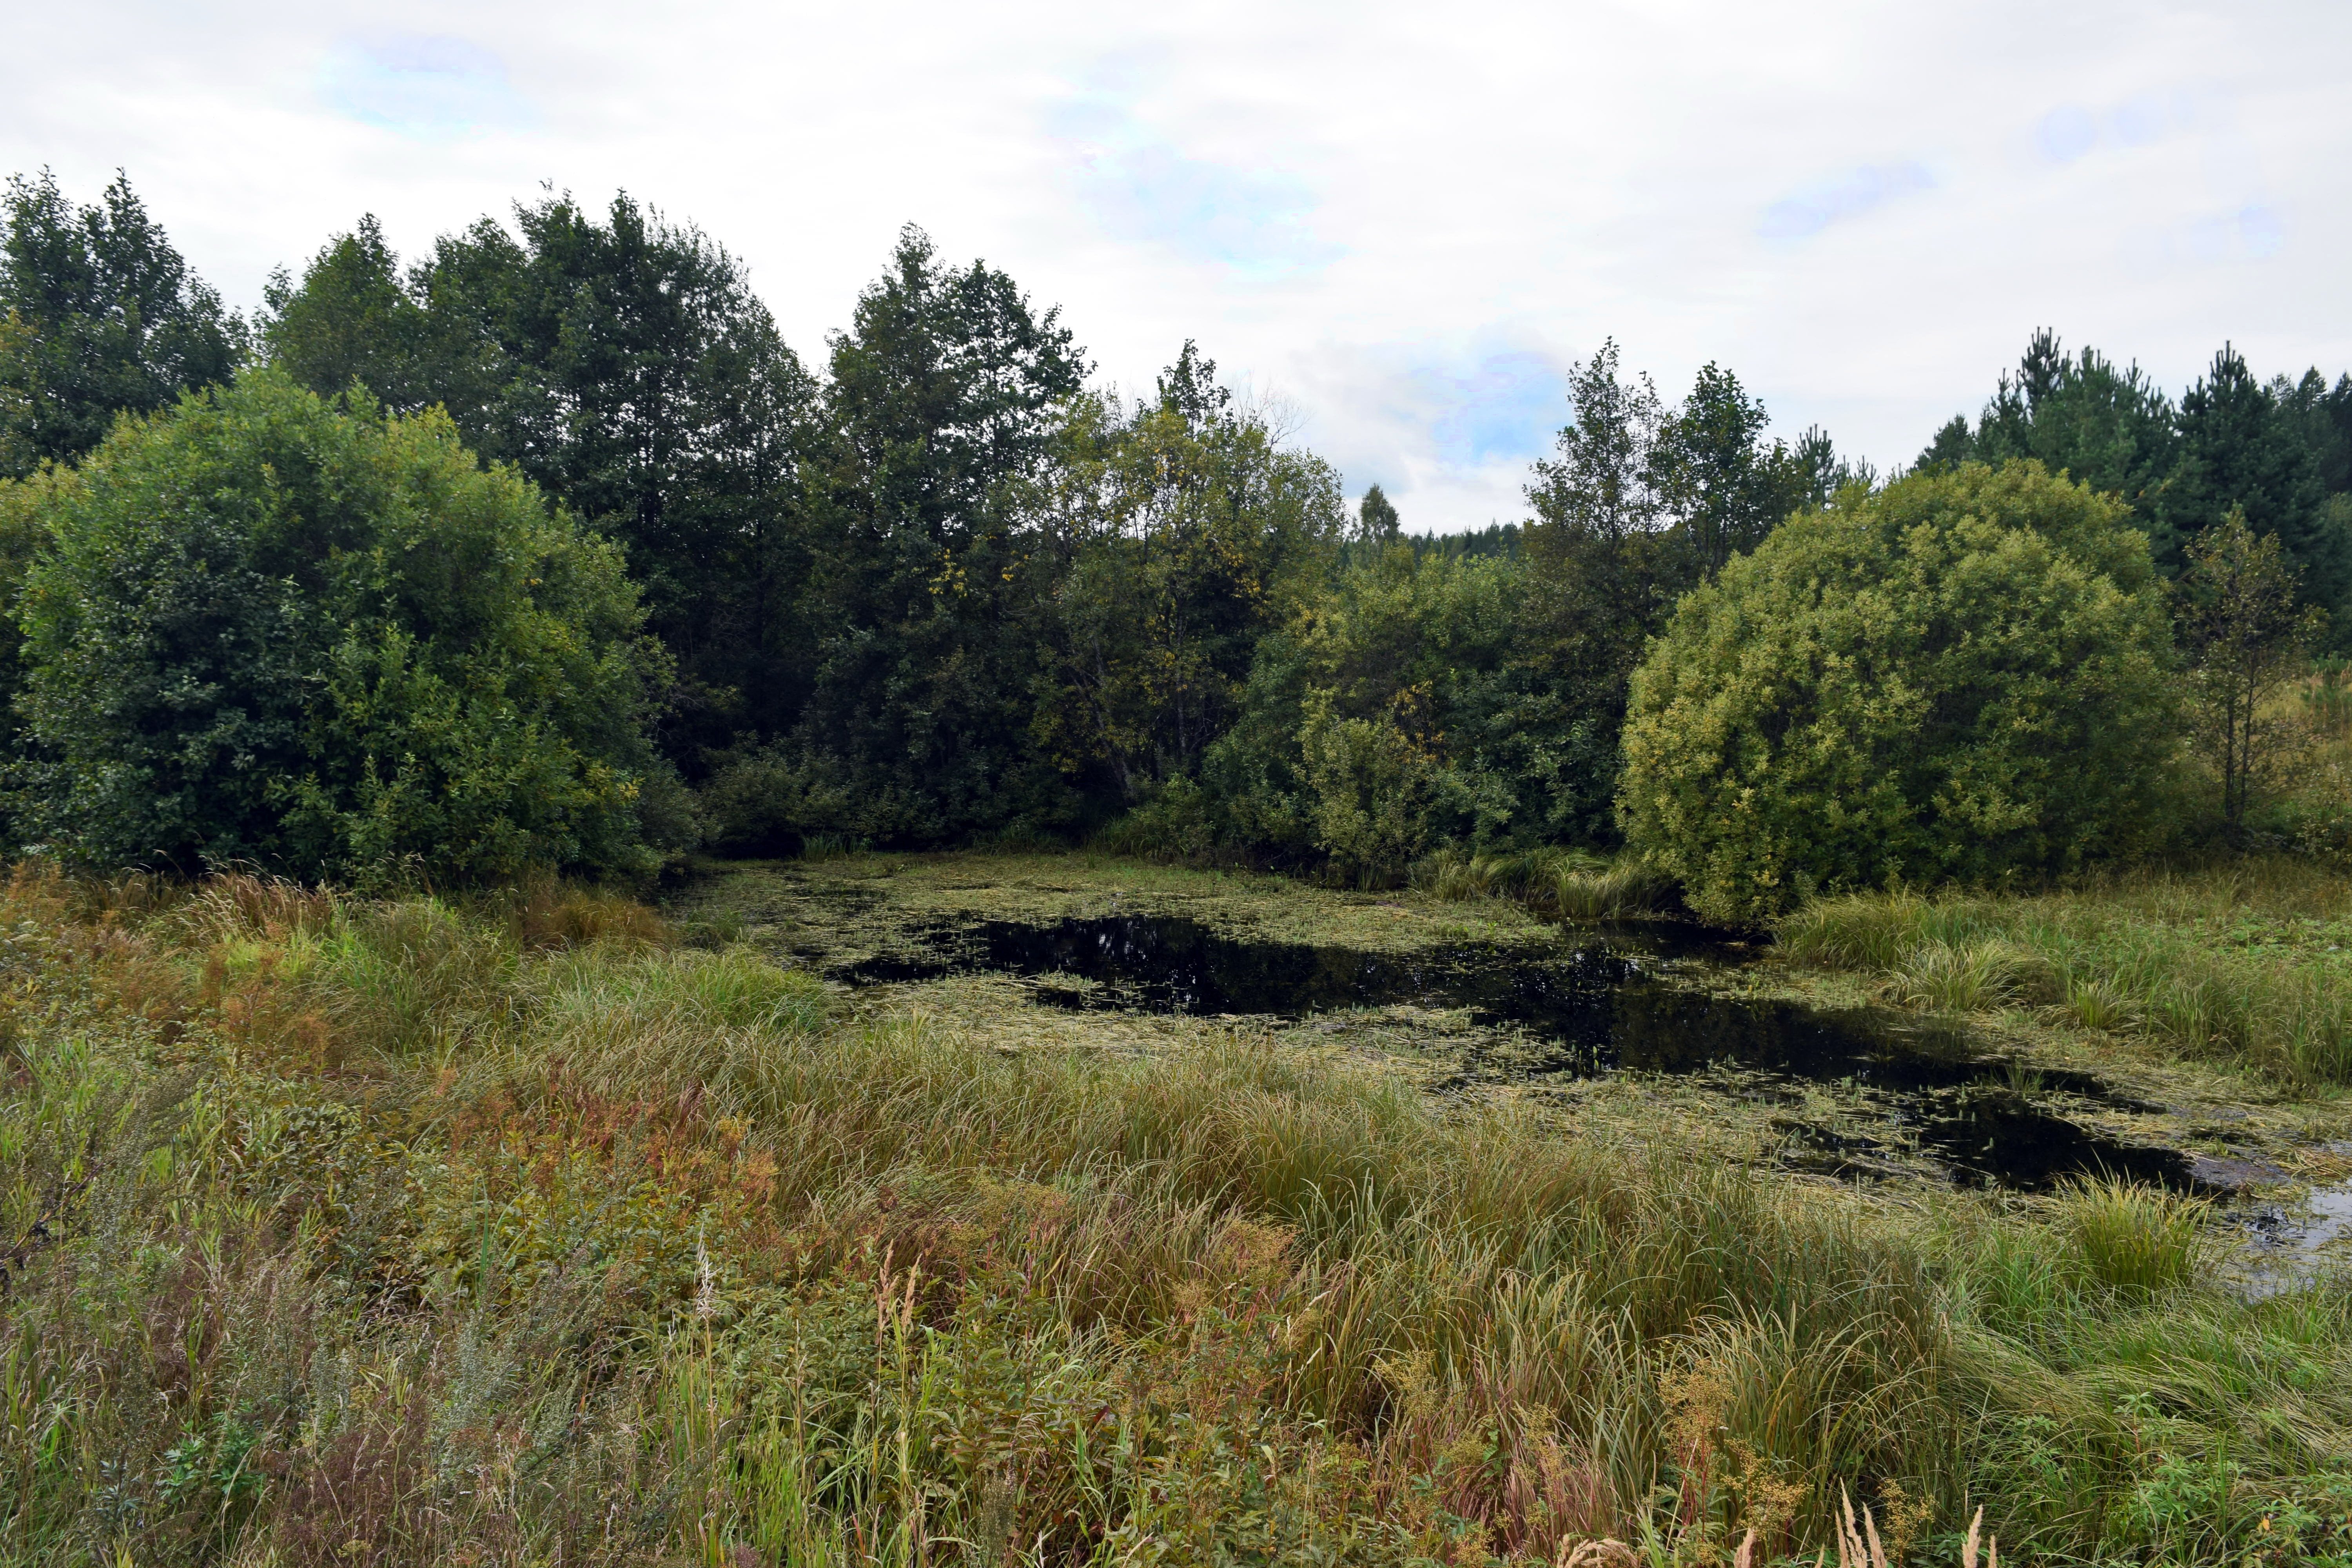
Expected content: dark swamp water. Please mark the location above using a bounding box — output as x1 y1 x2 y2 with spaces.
835 912 2200 1194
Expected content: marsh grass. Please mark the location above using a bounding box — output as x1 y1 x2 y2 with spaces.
1881 940 2045 1014
2054 1178 2206 1296
1423 847 1684 922
3 862 2350 1565
1776 864 2352 1083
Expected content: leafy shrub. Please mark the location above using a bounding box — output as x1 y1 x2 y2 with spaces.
697 744 927 855
1621 461 2182 925
1202 545 1583 877
697 748 812 857
15 368 668 883
1093 774 1220 864
2294 799 2352 871
1296 692 1442 884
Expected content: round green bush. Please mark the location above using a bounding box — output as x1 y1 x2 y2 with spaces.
15 368 668 882
1618 461 2180 924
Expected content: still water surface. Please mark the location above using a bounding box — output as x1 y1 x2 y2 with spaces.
836 913 2194 1193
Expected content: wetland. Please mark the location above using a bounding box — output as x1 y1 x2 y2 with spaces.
14 857 2352 1566
672 851 2352 1259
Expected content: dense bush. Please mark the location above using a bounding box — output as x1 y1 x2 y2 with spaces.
695 744 931 856
1619 461 2181 924
13 368 672 882
1199 544 1591 882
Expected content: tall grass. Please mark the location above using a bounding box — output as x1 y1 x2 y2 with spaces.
1776 864 2352 1083
2053 1178 2206 1296
2 864 2348 1565
1422 846 1683 922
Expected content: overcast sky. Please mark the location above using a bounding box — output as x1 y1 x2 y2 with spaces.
7 1 2347 528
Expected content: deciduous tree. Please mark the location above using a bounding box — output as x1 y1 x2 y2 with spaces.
265 195 818 756
1621 461 2181 923
15 370 668 882
2177 509 2323 826
0 171 245 477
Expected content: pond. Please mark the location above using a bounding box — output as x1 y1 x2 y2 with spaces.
833 911 2198 1194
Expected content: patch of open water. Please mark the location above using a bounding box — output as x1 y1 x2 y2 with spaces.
835 913 2198 1194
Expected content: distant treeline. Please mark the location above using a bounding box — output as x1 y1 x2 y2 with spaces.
1 169 2347 886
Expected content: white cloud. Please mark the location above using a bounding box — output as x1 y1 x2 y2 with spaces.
1759 162 1938 243
319 34 535 141
4 0 2347 529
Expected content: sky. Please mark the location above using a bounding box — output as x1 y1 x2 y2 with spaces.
6 0 2348 529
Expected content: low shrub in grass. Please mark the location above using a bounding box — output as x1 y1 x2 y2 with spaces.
1620 461 2183 926
1090 773 1223 866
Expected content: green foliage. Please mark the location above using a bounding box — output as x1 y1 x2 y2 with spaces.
0 476 48 833
1918 329 2178 516
759 227 1092 838
2176 509 2325 824
1210 437 1835 880
0 171 246 478
1091 773 1221 864
1775 867 2352 1083
2170 345 2339 606
15 368 666 882
261 214 452 418
697 746 859 856
1513 343 1819 844
35 169 2352 896
1401 522 1519 564
1033 345 1343 810
265 194 819 756
1204 544 1583 880
1621 461 2183 924
1655 361 1813 577
1922 332 2352 634
2280 367 2352 498
1295 690 1443 882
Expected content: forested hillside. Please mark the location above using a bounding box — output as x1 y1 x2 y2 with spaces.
5 169 2350 891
